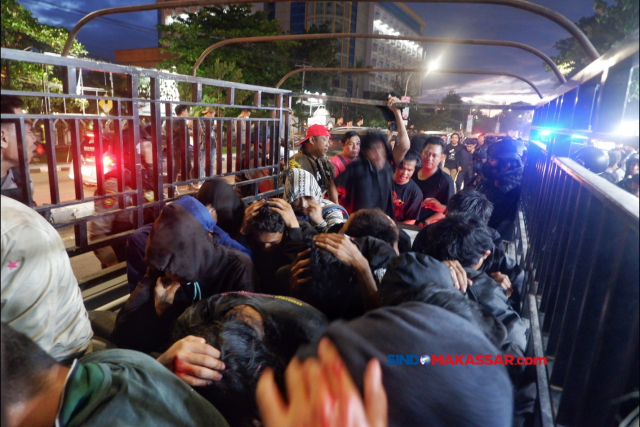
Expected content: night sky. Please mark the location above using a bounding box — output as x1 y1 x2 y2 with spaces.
18 0 597 105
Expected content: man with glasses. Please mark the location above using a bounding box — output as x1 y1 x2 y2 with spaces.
411 137 455 226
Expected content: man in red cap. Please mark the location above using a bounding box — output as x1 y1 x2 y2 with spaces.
289 124 339 203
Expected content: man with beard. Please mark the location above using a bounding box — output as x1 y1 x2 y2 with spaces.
476 137 524 242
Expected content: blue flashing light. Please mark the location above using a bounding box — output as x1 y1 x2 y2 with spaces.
540 130 552 136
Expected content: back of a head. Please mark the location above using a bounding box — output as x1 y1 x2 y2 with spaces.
248 204 286 235
570 146 609 174
175 104 189 116
1 322 57 410
1 95 24 125
447 190 494 223
360 130 392 160
409 134 430 153
197 179 245 236
607 149 621 168
298 303 513 427
344 208 399 247
486 137 523 168
424 213 494 268
188 316 285 427
292 238 361 320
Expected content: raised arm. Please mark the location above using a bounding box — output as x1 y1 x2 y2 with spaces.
388 96 409 166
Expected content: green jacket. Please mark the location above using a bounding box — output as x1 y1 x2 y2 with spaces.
57 349 230 427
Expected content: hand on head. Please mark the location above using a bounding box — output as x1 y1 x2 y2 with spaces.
157 336 225 387
256 337 388 427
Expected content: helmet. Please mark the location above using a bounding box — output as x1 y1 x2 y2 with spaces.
486 137 523 168
570 146 608 174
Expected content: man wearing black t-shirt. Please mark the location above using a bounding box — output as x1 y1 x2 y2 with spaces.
412 137 455 225
443 133 463 183
392 150 422 224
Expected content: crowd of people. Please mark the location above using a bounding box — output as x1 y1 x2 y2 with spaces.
1 92 638 427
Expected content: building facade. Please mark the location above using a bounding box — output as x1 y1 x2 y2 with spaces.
270 2 426 97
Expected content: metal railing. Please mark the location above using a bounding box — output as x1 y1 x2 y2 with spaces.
519 141 639 427
1 48 291 266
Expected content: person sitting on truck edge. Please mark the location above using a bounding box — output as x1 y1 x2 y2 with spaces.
1 195 93 363
112 202 255 353
1 322 230 427
419 213 528 354
284 168 348 234
1 95 37 206
412 189 525 311
391 149 423 225
289 124 339 203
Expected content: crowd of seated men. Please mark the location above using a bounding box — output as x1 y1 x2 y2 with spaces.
1 93 549 427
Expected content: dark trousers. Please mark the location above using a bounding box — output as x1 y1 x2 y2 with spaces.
456 169 476 192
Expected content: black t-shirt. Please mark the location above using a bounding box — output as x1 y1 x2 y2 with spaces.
444 143 463 169
412 168 455 222
392 179 422 222
336 159 394 217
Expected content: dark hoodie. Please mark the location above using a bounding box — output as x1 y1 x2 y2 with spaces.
298 303 514 427
112 204 255 353
172 291 329 364
196 178 245 239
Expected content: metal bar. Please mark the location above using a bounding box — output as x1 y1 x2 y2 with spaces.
43 118 60 205
1 49 290 95
216 120 223 175
149 78 164 204
93 118 106 197
127 74 144 228
527 294 556 427
226 120 233 173
60 0 599 61
69 119 83 200
276 68 544 98
14 119 33 207
193 33 566 83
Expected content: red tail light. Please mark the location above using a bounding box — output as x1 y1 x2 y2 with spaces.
103 155 115 167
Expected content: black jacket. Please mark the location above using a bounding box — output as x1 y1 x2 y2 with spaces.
465 268 528 353
112 204 255 352
298 303 514 427
236 220 317 295
173 291 328 364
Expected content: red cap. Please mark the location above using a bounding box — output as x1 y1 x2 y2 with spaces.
296 124 331 146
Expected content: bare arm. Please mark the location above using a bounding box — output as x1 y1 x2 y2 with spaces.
389 97 409 165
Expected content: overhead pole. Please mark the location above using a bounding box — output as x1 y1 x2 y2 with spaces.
276 67 545 98
191 33 567 84
61 0 599 63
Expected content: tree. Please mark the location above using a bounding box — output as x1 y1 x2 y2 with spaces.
157 5 337 110
1 0 87 111
550 0 639 78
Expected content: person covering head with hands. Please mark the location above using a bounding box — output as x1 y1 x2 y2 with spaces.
290 124 339 203
284 168 348 234
236 198 317 295
257 337 388 427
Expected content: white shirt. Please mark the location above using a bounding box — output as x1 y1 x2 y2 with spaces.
1 196 93 360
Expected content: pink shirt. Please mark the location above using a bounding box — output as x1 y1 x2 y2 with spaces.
331 154 355 177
